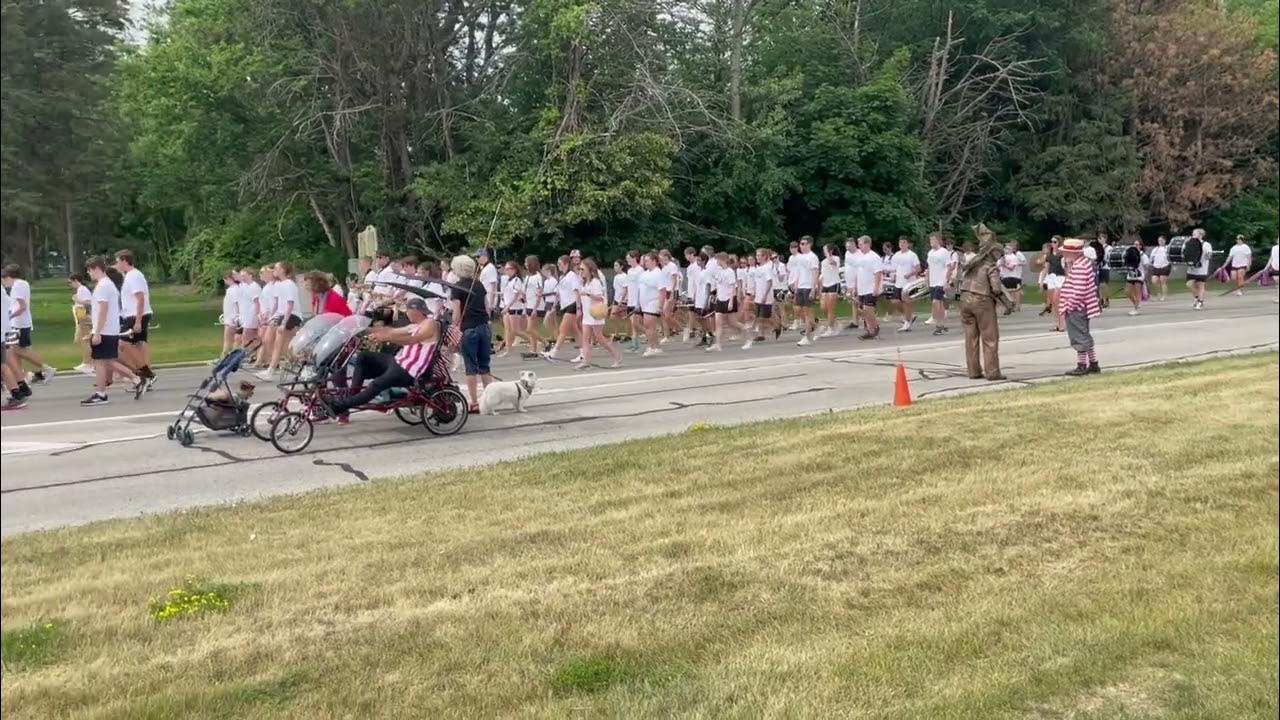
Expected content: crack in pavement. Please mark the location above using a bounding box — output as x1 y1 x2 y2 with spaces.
312 458 370 482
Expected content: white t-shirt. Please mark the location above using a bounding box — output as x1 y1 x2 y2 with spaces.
612 273 627 305
693 265 711 307
1 287 8 336
662 262 682 294
581 278 606 326
625 265 643 307
1227 243 1252 269
843 251 861 289
853 252 881 296
1193 242 1213 276
557 270 581 309
1150 246 1170 269
1269 244 1279 271
998 251 1026 280
480 263 499 309
74 285 93 308
637 268 664 313
237 281 262 328
502 276 524 310
881 255 896 287
222 284 240 326
893 250 922 287
542 276 559 307
260 281 277 317
820 257 841 287
364 269 379 286
927 247 951 287
754 261 775 304
91 276 121 336
791 251 820 290
685 264 701 300
425 281 446 316
715 265 737 299
8 278 32 329
375 266 399 294
274 279 300 319
120 268 153 318
524 274 543 308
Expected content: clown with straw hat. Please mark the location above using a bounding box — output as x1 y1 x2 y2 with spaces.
1058 238 1102 376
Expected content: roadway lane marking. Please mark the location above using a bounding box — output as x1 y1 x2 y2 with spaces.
3 314 1273 431
2 441 80 456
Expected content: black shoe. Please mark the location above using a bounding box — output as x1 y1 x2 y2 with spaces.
986 374 1006 381
80 393 109 406
1087 362 1101 374
932 326 947 336
845 322 859 330
1064 365 1089 377
754 335 766 342
1002 307 1012 316
773 328 782 340
132 379 146 400
1038 307 1051 317
15 383 32 399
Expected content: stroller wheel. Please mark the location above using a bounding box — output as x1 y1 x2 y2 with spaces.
179 429 195 447
270 411 314 454
423 386 468 436
250 401 282 441
166 425 176 441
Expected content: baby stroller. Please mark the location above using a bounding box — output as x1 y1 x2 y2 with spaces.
167 349 254 446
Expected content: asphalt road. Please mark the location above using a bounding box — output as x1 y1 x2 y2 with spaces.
3 294 1277 536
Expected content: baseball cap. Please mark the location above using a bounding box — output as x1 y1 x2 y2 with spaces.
404 297 428 313
476 248 490 259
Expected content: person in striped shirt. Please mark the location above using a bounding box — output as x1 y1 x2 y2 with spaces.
1058 238 1102 376
324 296 439 421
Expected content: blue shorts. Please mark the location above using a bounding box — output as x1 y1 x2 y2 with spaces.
460 324 492 376
929 286 946 301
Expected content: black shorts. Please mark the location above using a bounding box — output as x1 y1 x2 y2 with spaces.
120 313 151 344
696 304 713 317
714 300 732 315
929 286 946 301
1001 277 1022 289
560 303 578 316
16 327 32 348
795 289 814 307
858 294 878 308
1151 267 1171 277
1098 269 1111 283
90 334 119 360
883 287 902 301
755 303 774 319
1187 273 1207 283
821 284 840 294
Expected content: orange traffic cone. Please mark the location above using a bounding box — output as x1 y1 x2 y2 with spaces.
893 363 913 408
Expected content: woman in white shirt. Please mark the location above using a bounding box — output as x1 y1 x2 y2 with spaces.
220 270 241 358
637 252 667 357
69 273 94 372
1266 241 1279 304
576 259 622 369
498 261 525 358
257 262 301 381
521 256 544 357
1227 235 1253 296
819 244 843 337
1148 235 1171 301
540 264 560 341
542 256 584 361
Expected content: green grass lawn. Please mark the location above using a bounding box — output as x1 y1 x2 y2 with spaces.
1 354 1276 718
24 279 224 370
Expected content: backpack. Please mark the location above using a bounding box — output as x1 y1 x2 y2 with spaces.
1183 236 1203 266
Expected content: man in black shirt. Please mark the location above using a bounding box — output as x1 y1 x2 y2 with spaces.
450 255 492 412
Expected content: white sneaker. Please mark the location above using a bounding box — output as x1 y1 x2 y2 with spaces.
573 361 591 371
818 328 832 338
681 328 691 343
706 343 722 352
741 339 754 350
1193 301 1203 311
924 317 934 325
1234 290 1243 297
827 327 840 337
659 336 669 345
1128 309 1140 316
789 321 800 331
73 363 91 375
255 368 277 381
570 354 583 363
610 359 623 368
642 347 663 358
797 337 812 347
495 351 509 359
898 321 912 332
41 365 57 382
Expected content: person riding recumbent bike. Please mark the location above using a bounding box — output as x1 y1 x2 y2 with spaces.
265 296 468 454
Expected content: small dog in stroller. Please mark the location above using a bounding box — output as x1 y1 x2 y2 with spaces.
167 349 256 446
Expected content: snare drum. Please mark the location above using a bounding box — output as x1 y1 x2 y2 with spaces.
901 277 930 301
1168 236 1191 264
1104 247 1129 271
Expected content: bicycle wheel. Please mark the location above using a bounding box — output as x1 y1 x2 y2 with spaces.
423 386 468 436
250 401 282 441
394 405 422 426
269 411 314 454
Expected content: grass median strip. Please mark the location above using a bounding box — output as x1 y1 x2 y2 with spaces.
1 354 1276 718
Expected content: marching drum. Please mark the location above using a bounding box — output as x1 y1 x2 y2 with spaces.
1104 246 1129 271
901 277 931 301
1168 236 1192 264
1105 246 1142 271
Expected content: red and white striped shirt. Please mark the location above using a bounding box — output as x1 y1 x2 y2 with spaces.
1059 257 1101 319
395 342 436 378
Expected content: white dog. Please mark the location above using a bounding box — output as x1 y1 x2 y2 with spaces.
478 370 537 415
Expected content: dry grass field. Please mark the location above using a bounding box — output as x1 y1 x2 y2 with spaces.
2 354 1277 719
